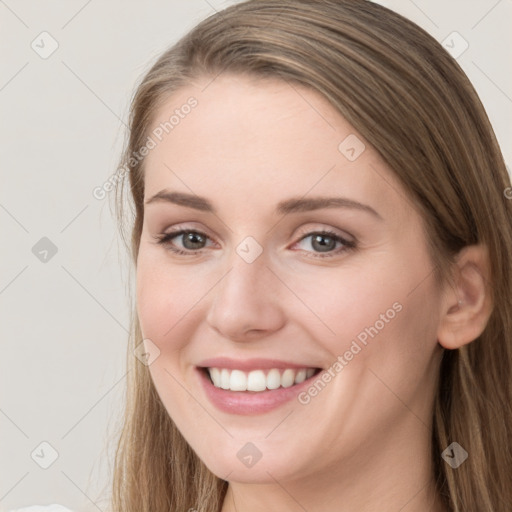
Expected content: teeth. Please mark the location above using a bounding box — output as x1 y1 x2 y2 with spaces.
266 368 281 390
247 370 266 391
207 367 318 392
230 370 247 391
220 369 230 389
209 367 221 387
281 369 295 388
295 369 306 384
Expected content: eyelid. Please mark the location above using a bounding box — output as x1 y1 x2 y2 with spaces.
293 224 354 243
158 223 217 244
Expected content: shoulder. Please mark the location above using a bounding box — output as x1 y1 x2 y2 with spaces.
7 506 74 512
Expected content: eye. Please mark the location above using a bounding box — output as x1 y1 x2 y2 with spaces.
152 229 214 255
292 229 356 259
152 227 356 259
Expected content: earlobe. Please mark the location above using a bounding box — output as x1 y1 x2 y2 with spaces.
437 244 493 350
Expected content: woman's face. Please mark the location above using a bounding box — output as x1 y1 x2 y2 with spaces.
136 74 446 485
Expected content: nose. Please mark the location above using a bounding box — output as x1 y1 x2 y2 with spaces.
205 251 286 342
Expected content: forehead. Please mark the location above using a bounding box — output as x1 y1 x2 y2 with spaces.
142 74 411 222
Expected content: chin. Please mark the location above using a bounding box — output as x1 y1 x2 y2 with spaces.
194 440 310 484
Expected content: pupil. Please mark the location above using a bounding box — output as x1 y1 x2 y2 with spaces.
313 234 334 252
184 232 205 249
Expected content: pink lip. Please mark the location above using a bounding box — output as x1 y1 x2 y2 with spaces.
197 357 320 371
195 365 321 415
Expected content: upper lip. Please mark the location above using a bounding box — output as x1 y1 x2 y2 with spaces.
197 357 322 371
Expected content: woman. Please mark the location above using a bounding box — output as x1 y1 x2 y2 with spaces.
109 1 512 511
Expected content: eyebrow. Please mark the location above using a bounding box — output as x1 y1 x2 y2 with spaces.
144 190 383 220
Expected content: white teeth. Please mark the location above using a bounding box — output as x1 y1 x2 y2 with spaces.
230 369 247 391
281 369 295 388
294 369 306 384
220 369 230 389
266 368 281 390
209 367 221 387
247 370 267 391
207 367 318 392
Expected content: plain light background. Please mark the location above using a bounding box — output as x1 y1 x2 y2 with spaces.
1 0 510 510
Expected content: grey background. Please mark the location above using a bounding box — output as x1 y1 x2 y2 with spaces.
1 0 510 510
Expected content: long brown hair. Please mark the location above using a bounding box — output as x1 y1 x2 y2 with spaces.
110 1 512 510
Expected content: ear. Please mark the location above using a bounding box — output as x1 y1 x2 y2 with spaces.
437 244 493 350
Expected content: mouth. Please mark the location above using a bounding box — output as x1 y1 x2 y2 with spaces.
200 366 322 392
195 357 325 414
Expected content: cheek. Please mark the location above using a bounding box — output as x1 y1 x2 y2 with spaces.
290 253 441 376
135 257 207 417
287 264 441 452
283 257 403 349
135 252 203 347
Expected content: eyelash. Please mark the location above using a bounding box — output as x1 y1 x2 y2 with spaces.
152 228 356 259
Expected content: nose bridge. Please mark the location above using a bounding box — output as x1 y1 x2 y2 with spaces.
205 242 285 339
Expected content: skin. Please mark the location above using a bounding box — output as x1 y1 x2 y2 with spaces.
136 73 492 511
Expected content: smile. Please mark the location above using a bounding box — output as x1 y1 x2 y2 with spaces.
196 360 323 415
206 367 319 392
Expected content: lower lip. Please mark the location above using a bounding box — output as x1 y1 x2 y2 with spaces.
196 367 319 415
